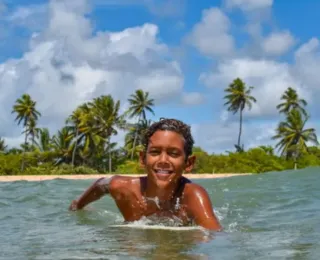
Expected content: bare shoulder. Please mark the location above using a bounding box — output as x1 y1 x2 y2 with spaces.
109 175 141 191
180 179 222 231
183 182 210 199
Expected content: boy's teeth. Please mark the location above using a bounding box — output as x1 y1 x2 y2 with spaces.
157 170 169 173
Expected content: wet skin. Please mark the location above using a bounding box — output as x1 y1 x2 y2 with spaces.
69 130 222 231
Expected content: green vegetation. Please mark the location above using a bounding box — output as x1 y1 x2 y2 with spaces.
1 82 319 176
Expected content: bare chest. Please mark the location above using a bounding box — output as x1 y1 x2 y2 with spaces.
113 193 190 225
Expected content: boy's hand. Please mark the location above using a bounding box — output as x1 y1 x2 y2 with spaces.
69 200 79 211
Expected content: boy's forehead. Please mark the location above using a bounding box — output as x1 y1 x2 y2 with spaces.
148 130 185 144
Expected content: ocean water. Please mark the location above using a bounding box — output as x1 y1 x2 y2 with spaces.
1 168 319 260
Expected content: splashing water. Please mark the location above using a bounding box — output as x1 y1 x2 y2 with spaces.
145 196 161 209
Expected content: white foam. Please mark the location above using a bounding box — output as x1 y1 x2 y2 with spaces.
109 224 202 231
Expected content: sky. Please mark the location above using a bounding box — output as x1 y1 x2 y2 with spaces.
1 0 320 154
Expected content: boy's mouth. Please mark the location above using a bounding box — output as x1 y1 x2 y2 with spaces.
154 169 173 175
153 169 175 180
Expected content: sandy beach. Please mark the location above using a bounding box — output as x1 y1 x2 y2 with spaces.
0 173 251 182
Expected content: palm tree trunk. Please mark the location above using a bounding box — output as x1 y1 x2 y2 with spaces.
131 115 141 159
238 108 243 147
108 137 112 173
293 148 299 170
21 129 28 172
32 135 35 148
71 127 79 168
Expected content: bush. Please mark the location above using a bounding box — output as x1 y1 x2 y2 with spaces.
0 153 100 176
2 146 320 175
0 154 22 175
115 160 145 174
22 163 100 175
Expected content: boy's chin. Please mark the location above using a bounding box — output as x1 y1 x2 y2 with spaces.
149 171 182 183
154 172 172 181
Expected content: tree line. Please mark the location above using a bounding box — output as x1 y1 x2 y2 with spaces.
0 78 319 175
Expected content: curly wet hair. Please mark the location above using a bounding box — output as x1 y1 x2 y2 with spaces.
143 118 194 158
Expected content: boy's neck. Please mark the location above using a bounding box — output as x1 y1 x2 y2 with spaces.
144 177 181 202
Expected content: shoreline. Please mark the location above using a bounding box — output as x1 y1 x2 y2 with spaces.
0 173 252 182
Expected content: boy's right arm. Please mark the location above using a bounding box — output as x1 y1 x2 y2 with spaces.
69 177 114 210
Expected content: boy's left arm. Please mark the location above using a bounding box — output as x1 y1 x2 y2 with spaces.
184 184 222 231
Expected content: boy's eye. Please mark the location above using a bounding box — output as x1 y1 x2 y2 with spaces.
148 149 181 157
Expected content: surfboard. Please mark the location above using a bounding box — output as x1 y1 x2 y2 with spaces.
109 224 202 231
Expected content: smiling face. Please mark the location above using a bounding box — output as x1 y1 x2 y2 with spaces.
140 130 195 186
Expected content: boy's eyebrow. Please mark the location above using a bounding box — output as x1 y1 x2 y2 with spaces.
148 145 182 151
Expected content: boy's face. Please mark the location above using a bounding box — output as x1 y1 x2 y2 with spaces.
140 130 195 186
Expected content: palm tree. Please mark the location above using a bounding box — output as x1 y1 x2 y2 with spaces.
124 119 152 157
127 89 155 159
75 103 104 163
35 128 52 152
224 78 257 149
66 106 84 167
272 109 319 169
276 87 307 116
51 127 74 165
0 137 7 153
7 147 22 154
24 118 41 149
12 94 41 171
89 95 125 172
258 145 274 156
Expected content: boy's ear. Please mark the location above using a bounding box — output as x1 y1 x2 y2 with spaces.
185 155 196 173
139 151 146 167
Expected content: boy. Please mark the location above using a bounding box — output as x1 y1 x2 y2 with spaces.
69 118 222 231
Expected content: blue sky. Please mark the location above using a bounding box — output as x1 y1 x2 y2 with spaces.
1 0 320 153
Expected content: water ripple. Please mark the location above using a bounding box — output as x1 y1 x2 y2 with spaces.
1 168 320 259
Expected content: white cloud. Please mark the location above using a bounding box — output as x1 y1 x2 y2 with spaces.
192 120 277 154
181 92 204 106
5 4 48 31
2 0 320 155
225 0 273 11
186 7 234 57
262 31 295 56
294 38 319 58
8 4 47 22
0 0 183 147
200 58 310 118
195 29 320 152
292 38 320 106
192 118 320 154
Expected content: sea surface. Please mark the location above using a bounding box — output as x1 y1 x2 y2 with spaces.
1 168 319 260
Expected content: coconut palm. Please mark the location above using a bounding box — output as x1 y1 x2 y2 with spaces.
0 137 7 153
66 106 84 167
272 109 318 168
89 95 125 172
258 145 274 156
7 147 22 154
76 103 104 163
127 89 155 159
276 87 307 116
51 127 74 165
12 94 41 171
24 118 41 149
124 119 152 157
224 78 257 150
35 128 52 152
